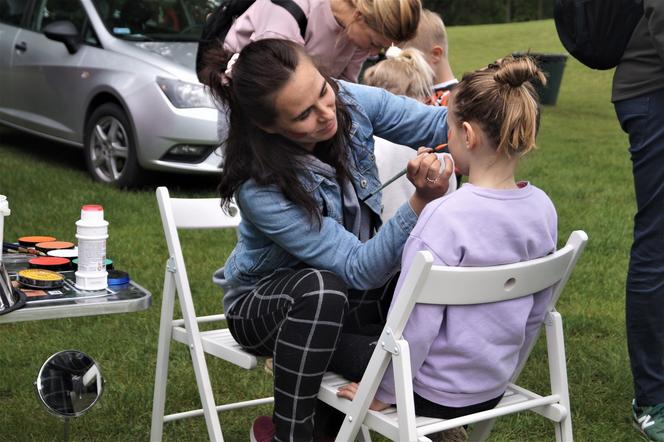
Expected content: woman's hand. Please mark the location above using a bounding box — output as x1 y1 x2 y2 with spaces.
336 382 390 411
407 147 454 215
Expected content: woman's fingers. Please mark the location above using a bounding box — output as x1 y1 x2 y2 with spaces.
407 151 441 185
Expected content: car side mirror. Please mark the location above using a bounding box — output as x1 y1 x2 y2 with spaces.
43 20 80 54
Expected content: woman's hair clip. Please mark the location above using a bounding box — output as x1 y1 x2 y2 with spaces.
224 52 240 81
385 44 402 59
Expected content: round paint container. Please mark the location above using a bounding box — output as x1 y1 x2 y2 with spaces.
18 236 57 247
18 269 64 290
47 248 78 259
107 270 130 286
35 241 75 254
71 258 113 270
28 256 72 272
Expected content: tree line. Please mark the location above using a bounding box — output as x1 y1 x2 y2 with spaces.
423 0 555 26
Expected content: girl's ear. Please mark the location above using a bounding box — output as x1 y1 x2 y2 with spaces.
352 9 363 22
430 45 444 63
462 121 476 150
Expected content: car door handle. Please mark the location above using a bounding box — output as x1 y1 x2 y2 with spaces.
14 41 27 52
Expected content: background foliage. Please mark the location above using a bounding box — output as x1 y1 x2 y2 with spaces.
424 0 555 25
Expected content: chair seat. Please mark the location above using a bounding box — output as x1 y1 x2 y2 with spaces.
172 326 258 370
318 372 566 441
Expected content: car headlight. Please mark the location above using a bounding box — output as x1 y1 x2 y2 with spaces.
157 77 216 109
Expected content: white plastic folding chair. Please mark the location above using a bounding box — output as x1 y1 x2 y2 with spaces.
150 186 273 442
318 230 588 442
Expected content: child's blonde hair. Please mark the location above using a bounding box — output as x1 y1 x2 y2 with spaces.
351 0 422 43
362 47 434 100
402 9 448 56
451 55 547 157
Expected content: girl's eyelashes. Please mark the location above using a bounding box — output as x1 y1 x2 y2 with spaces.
320 84 327 97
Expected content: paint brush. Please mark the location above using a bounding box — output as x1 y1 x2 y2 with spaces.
362 143 448 202
2 242 46 256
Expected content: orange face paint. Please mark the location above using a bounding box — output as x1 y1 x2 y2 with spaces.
28 256 72 272
18 236 56 247
35 241 75 253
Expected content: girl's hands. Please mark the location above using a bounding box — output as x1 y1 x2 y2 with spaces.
336 382 390 411
407 147 454 215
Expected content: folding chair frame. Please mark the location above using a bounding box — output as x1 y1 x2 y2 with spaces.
150 187 273 442
318 231 588 442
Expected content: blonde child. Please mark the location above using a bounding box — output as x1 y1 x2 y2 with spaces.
338 56 555 431
362 46 456 221
402 9 458 105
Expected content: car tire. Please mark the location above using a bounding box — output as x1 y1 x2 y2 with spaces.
84 103 142 188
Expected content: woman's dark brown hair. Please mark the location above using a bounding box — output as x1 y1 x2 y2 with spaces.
202 39 353 222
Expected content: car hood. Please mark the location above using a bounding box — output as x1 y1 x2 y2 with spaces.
130 42 198 71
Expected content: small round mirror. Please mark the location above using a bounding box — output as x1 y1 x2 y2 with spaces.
35 350 104 418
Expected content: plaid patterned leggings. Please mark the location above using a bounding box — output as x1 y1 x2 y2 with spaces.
227 267 396 442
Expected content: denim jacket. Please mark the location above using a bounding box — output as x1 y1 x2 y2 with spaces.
216 81 448 312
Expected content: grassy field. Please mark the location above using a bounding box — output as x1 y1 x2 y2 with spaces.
0 19 636 441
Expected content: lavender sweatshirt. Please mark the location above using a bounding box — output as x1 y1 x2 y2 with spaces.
375 182 558 407
223 0 372 81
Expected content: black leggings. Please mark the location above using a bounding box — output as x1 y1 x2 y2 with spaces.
226 267 396 442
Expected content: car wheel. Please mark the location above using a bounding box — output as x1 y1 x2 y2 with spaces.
84 103 142 187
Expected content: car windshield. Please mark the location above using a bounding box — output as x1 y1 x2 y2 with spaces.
91 0 221 42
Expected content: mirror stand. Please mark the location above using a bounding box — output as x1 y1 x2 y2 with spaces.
35 350 104 441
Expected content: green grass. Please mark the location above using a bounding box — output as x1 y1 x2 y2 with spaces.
0 19 635 441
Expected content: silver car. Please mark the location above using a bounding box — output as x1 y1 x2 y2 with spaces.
0 0 223 187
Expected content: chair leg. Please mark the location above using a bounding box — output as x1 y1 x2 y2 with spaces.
546 311 573 442
468 419 496 442
357 425 372 441
150 271 177 442
175 281 225 441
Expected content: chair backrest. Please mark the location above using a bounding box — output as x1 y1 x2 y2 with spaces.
387 230 588 339
156 187 240 298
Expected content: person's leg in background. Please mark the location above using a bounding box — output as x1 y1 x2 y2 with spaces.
227 268 349 442
615 88 664 441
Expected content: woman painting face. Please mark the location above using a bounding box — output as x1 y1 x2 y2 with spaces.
265 58 338 151
346 17 392 55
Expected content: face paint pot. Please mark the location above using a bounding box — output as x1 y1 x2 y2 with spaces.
18 236 57 247
35 241 75 254
28 256 72 272
18 269 65 290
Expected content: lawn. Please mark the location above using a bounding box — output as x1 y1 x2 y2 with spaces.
0 19 635 441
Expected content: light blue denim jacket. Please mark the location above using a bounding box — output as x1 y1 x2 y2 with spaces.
216 80 448 312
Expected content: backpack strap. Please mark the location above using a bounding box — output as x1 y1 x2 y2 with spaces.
271 0 307 39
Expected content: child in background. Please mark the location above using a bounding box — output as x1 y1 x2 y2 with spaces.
338 56 555 437
362 46 456 222
402 9 458 106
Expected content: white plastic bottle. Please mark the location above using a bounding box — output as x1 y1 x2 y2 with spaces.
0 195 10 267
75 204 108 290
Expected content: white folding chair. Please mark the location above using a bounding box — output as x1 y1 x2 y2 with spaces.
150 186 273 442
318 230 588 442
